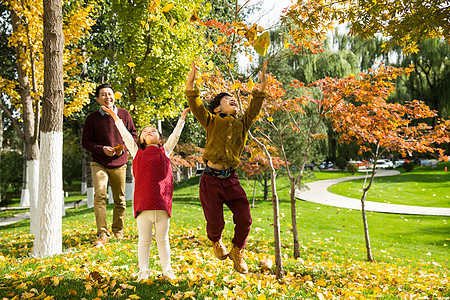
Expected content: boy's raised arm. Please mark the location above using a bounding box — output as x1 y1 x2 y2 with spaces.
258 61 267 92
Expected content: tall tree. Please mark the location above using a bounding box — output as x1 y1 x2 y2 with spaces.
393 38 450 121
283 0 450 54
325 65 449 261
0 0 96 233
33 0 64 257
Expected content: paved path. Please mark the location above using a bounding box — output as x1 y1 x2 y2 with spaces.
0 199 88 227
295 170 450 216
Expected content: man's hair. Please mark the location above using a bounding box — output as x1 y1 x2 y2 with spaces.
95 84 114 98
208 92 232 114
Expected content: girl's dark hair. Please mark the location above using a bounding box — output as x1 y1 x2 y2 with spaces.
95 83 114 97
208 92 232 114
137 126 163 149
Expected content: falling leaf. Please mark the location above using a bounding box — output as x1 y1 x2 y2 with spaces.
206 40 214 49
127 62 136 68
114 92 122 100
217 36 227 45
190 9 199 22
231 82 242 90
136 76 144 83
247 78 255 90
253 32 270 57
161 3 173 12
207 60 214 70
267 117 274 122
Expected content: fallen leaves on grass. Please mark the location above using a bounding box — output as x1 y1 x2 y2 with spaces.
0 221 448 299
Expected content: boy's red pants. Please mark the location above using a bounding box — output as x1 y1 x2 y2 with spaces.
199 172 252 249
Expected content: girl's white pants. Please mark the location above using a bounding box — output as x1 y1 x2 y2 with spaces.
136 210 172 273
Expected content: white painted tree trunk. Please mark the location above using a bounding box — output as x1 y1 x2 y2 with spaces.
33 132 63 257
61 190 65 217
81 181 87 194
87 187 94 208
108 186 113 204
27 159 39 235
20 189 30 207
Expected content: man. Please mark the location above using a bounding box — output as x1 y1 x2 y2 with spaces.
82 84 137 247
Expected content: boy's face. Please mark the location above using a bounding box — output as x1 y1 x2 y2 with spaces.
140 126 161 146
214 95 239 115
96 87 115 109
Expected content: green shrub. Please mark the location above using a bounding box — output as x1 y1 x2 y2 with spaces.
403 161 414 172
346 163 358 175
335 157 347 170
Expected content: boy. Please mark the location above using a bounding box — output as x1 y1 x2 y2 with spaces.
185 61 267 273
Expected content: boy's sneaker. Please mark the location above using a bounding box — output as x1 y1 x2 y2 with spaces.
93 233 108 248
136 270 149 282
229 246 248 274
162 268 177 280
213 239 228 260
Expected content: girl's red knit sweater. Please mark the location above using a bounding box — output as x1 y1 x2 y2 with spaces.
132 145 173 218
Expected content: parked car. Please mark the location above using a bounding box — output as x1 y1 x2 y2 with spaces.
394 160 405 168
377 159 394 168
374 161 391 169
319 161 333 169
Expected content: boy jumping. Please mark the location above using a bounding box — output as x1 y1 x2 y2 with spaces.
185 61 267 273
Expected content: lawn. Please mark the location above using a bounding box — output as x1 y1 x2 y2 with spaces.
0 170 448 299
329 161 450 208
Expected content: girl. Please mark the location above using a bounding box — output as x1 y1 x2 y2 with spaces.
102 105 190 281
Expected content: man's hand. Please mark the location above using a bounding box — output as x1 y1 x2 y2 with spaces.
103 146 115 157
186 61 197 90
258 61 267 92
180 107 190 120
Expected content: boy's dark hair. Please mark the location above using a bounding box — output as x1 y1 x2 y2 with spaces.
95 83 114 98
208 92 232 114
137 126 163 149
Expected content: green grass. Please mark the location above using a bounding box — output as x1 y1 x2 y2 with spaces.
329 162 450 207
0 171 448 299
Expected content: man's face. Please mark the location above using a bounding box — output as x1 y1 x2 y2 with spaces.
214 95 239 115
96 87 115 109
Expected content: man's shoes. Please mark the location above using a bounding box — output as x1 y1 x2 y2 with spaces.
93 233 108 247
114 232 124 239
213 240 228 260
229 246 248 274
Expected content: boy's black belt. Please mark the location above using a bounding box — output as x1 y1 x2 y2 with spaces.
203 165 235 178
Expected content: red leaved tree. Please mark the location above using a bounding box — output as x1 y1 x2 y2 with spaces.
317 65 450 261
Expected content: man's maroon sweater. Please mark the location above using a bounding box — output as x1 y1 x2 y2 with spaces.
82 108 137 168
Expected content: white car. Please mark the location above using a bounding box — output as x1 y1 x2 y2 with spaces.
374 161 391 169
377 159 394 168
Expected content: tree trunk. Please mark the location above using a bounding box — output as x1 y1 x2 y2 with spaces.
125 160 134 201
360 189 373 262
0 110 2 151
10 10 40 234
85 150 94 209
250 134 284 278
251 178 257 208
263 171 269 201
33 0 64 257
290 178 301 258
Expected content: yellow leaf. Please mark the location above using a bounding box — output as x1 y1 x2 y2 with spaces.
207 40 214 49
97 289 104 297
16 282 27 289
162 3 173 12
129 295 141 299
254 31 270 56
207 60 214 70
127 62 136 68
190 9 199 22
257 294 266 300
140 21 146 27
85 283 92 291
284 42 291 49
247 78 255 90
136 76 144 83
114 91 123 100
217 36 227 45
267 117 274 122
231 82 242 90
227 63 234 70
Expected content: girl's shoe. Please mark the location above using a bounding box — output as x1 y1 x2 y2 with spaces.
162 268 177 280
136 270 149 282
